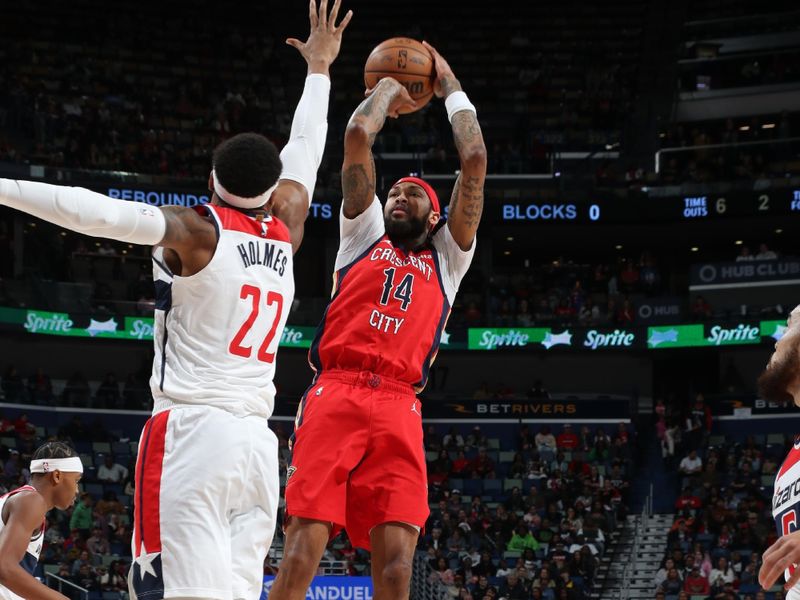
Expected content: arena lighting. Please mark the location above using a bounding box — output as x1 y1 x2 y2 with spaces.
503 250 511 255
776 229 784 234
735 240 743 245
691 247 699 252
739 125 750 131
506 236 514 241
615 244 623 250
762 123 776 129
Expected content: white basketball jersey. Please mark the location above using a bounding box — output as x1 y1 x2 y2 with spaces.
150 205 294 419
0 486 44 600
774 437 800 600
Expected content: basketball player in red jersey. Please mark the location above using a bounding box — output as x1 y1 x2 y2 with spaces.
0 2 351 598
271 42 486 600
758 305 800 597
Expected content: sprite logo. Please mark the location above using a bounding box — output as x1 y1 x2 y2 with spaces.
24 311 74 334
706 324 759 346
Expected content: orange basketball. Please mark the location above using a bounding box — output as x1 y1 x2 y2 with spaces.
364 37 435 114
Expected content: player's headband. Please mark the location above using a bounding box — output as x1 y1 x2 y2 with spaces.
212 169 279 210
30 457 84 474
393 177 440 214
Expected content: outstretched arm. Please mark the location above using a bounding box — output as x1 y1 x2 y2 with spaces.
0 179 217 277
271 0 352 254
423 42 487 251
341 78 416 218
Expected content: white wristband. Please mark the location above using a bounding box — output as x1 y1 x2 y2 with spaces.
445 91 476 123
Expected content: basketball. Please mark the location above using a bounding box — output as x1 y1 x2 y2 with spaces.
364 37 435 114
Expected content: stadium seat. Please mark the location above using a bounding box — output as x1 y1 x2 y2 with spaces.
484 479 502 494
499 451 517 463
464 479 484 496
425 450 438 461
767 433 785 445
504 478 523 491
708 435 725 447
449 478 464 491
487 438 501 450
93 441 112 454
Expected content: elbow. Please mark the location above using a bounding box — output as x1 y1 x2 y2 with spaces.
0 561 14 586
461 145 488 170
344 120 371 148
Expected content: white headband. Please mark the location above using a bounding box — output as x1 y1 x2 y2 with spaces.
30 457 84 474
211 169 279 210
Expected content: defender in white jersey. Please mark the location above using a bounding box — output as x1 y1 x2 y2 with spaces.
0 2 352 598
0 442 82 600
757 304 800 596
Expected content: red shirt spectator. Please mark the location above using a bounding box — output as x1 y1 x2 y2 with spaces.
556 425 579 450
470 448 495 477
675 489 702 510
451 451 470 476
683 568 709 595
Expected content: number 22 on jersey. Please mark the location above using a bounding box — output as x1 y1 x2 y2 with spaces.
228 284 284 363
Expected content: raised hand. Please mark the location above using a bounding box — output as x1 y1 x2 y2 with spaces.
422 40 461 98
286 0 353 73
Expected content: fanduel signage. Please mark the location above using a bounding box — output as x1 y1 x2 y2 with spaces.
261 576 373 600
690 258 800 289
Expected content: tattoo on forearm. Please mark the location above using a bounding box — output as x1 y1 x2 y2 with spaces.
342 163 374 213
452 111 483 156
352 81 396 146
441 76 462 98
459 175 484 228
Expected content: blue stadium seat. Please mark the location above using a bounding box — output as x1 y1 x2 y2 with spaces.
449 478 464 492
483 479 502 495
463 479 483 496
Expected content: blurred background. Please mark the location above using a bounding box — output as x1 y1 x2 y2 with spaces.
0 0 798 598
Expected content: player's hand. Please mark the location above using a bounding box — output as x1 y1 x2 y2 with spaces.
759 530 800 590
422 41 462 98
286 0 353 72
364 78 417 118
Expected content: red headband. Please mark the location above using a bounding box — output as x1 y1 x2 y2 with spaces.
393 177 440 214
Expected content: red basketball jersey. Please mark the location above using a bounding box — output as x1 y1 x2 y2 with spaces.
309 198 474 390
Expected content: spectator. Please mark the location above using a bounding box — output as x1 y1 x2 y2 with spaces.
679 450 703 476
97 455 128 483
709 557 735 591
690 296 712 321
535 426 557 462
755 243 777 260
70 492 94 536
71 549 93 576
451 450 470 476
86 527 110 557
429 557 455 586
470 447 495 478
1 365 26 402
735 245 754 262
527 379 550 400
95 372 121 409
507 523 539 552
443 427 465 449
659 568 683 595
556 424 579 450
466 425 488 449
499 571 529 600
683 566 710 595
27 367 53 405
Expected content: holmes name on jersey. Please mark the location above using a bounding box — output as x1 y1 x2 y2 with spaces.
237 240 288 276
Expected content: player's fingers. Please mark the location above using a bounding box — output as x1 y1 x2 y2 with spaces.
785 564 800 590
309 0 318 28
328 0 341 29
286 38 304 51
335 9 353 33
760 545 791 588
319 0 329 28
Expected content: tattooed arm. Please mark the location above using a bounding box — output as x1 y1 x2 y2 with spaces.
423 42 487 251
341 78 416 218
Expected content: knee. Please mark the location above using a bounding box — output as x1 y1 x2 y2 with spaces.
380 559 413 591
277 549 318 583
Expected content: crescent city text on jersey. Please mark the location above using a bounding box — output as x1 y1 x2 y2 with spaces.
237 239 289 276
370 246 433 281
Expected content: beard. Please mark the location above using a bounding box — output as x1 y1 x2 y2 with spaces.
385 213 428 243
757 344 799 405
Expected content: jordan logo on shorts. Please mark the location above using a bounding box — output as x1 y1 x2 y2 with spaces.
411 400 421 417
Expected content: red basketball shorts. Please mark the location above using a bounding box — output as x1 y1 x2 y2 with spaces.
284 370 429 550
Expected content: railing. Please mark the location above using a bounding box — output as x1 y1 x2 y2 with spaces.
45 572 89 600
655 136 800 174
410 552 450 600
618 487 653 600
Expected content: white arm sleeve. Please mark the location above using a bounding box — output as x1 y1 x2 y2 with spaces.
279 74 331 201
0 178 166 245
